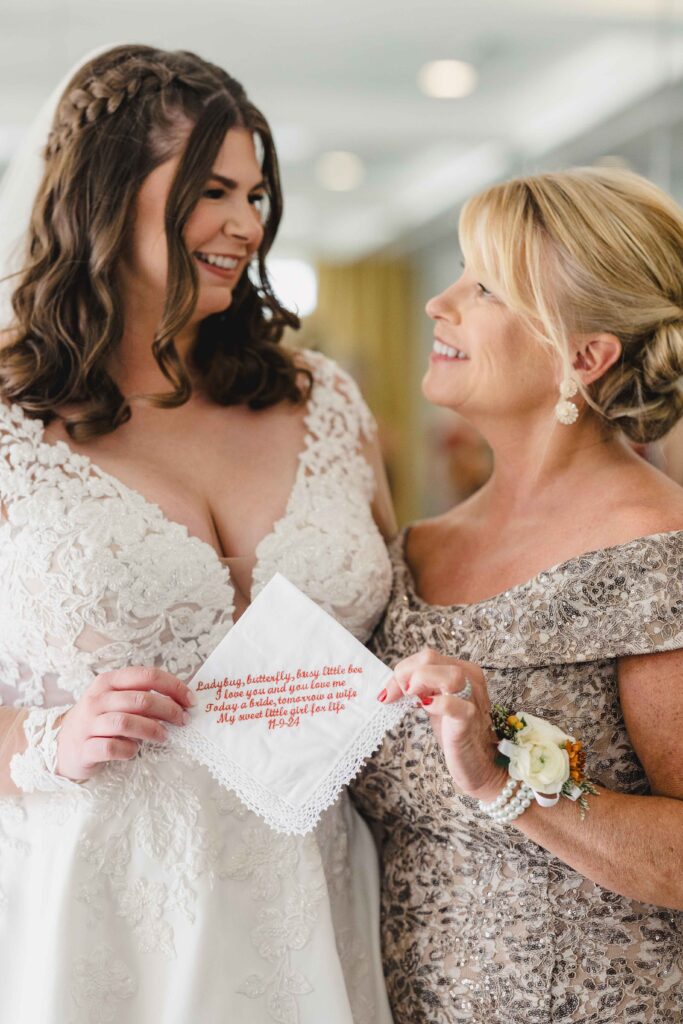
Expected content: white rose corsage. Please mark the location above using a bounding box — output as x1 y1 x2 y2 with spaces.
491 705 598 819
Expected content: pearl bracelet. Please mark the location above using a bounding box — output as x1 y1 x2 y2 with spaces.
478 777 517 814
478 781 534 825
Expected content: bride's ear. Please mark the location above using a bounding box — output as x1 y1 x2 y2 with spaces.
572 332 622 385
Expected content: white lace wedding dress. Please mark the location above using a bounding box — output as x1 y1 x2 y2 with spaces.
0 350 394 1024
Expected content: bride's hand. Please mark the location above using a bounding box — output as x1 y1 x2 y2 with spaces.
382 647 507 802
56 667 196 782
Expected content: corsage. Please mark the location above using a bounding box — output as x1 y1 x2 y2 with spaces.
479 705 598 823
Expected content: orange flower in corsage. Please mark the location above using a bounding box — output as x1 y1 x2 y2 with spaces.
491 705 598 819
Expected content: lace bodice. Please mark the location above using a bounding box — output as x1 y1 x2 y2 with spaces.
351 529 683 1024
0 349 390 709
0 350 393 1024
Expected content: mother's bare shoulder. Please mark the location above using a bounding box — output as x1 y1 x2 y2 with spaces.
404 512 459 566
605 460 683 542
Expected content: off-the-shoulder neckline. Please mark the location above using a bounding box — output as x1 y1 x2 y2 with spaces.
395 524 683 612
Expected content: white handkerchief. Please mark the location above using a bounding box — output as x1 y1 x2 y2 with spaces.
167 573 409 834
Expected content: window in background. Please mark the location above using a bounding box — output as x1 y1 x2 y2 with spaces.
266 258 318 318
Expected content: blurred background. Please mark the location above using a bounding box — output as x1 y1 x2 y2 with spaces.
1 0 683 523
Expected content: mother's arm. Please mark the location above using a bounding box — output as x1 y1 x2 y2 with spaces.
512 645 683 910
385 646 683 911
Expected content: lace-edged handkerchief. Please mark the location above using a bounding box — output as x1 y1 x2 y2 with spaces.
167 573 409 834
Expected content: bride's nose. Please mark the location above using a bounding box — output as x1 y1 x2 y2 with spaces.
221 202 263 250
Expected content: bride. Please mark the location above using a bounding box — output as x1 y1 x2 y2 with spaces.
0 45 395 1023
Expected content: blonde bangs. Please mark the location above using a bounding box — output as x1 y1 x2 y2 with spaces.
459 180 571 371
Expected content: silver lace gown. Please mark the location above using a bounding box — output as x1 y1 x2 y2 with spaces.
351 529 683 1024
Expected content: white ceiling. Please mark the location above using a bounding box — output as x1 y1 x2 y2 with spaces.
1 0 682 260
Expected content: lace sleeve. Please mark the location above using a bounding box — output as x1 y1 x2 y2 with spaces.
297 349 394 520
0 705 84 796
298 349 378 445
0 707 29 795
10 705 85 794
331 364 377 445
309 353 397 537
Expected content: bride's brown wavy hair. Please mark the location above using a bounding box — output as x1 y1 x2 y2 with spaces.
0 44 307 440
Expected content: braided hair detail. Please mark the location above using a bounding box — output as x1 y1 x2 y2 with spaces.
46 57 213 158
1 44 304 440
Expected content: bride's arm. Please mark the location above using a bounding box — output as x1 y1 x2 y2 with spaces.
384 647 683 911
361 434 398 540
0 669 195 796
0 708 30 794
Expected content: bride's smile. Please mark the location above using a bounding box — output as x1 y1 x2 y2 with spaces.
119 127 265 338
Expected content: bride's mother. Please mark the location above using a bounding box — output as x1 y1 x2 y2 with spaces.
352 167 683 1024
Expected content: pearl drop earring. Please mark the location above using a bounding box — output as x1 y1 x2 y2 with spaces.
555 377 579 425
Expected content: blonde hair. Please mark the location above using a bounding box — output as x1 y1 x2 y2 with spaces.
459 167 683 442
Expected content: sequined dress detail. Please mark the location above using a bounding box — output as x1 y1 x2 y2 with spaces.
351 529 683 1024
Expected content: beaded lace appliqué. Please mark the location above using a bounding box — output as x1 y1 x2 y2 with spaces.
0 351 392 1023
10 705 87 794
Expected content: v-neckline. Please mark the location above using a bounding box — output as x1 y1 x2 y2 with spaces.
6 393 317 589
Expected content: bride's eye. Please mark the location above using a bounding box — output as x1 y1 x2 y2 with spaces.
202 188 225 200
476 282 492 298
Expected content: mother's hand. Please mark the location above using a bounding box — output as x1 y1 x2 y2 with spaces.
382 647 507 802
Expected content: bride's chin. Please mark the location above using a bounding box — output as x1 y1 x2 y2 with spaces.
195 292 234 321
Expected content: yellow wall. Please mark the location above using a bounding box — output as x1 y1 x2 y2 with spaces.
310 257 421 524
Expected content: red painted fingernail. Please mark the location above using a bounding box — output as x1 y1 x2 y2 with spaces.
421 696 433 706
377 688 387 703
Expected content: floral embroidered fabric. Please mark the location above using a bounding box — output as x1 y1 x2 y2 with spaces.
351 529 683 1024
0 350 393 1024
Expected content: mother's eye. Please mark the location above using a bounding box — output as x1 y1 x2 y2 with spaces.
476 282 492 297
202 188 225 200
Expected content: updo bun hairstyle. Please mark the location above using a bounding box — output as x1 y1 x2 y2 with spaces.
459 166 683 443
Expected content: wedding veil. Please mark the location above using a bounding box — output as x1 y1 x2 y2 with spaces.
0 46 112 327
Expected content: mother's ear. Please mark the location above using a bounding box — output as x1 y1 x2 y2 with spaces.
572 332 622 385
